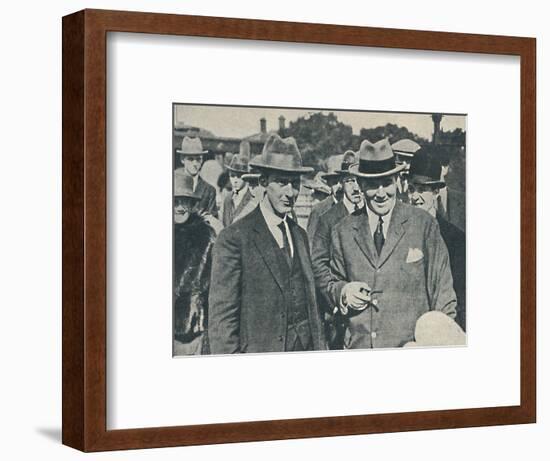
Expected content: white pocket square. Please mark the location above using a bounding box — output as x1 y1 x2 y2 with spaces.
406 247 424 263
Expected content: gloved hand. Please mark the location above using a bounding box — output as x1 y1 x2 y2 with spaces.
340 281 371 315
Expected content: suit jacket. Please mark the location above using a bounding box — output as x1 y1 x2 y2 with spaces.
209 206 326 354
312 201 349 309
221 188 254 228
306 195 336 245
437 216 466 331
440 186 465 232
327 201 457 349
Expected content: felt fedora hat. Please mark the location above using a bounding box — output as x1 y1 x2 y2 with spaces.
303 172 331 195
226 154 249 174
176 136 208 155
249 133 313 174
336 150 358 174
350 138 405 178
408 146 445 188
174 170 200 199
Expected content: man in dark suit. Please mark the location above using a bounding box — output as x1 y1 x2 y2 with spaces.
174 136 218 217
312 151 363 348
408 146 466 331
221 153 254 227
209 134 326 354
325 139 457 349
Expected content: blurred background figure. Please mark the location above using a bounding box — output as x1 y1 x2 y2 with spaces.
222 145 254 228
391 138 421 203
408 146 466 331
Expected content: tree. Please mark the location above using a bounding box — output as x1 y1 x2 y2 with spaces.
359 123 428 145
282 112 355 170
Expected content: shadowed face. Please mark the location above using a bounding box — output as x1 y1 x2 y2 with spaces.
173 196 195 224
181 155 203 177
341 175 362 204
360 175 397 216
229 171 246 192
325 176 341 195
263 172 301 217
409 182 439 216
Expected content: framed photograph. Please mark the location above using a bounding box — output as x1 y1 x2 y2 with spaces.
62 9 536 451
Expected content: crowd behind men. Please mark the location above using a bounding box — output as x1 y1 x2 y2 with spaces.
173 131 466 356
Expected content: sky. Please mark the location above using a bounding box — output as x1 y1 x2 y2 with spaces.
174 104 466 141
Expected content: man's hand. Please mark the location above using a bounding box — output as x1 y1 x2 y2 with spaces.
340 282 371 315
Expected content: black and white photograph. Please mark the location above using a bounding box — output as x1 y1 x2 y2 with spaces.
173 104 466 356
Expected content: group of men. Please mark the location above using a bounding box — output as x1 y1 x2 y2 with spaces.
173 131 465 356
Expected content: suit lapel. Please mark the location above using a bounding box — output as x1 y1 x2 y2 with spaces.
352 214 378 269
251 208 288 295
377 201 409 268
234 189 253 219
288 221 314 283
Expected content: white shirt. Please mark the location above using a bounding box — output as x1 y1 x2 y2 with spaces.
192 174 199 192
366 201 395 239
260 199 294 257
232 184 249 208
342 194 364 215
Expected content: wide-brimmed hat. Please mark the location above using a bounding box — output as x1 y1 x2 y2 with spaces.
408 146 445 188
391 138 421 160
226 154 249 174
174 170 200 199
403 311 466 347
322 150 358 180
350 138 405 178
176 136 208 156
303 172 331 195
249 134 313 174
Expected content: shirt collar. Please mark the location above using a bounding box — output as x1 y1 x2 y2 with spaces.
365 199 396 235
342 194 364 214
260 197 288 227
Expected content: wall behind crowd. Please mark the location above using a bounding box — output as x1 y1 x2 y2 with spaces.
1 1 546 460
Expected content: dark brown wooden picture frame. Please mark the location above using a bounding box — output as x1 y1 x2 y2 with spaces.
62 8 536 452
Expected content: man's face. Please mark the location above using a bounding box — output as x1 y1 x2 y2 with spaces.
264 172 301 216
229 172 245 192
408 183 439 215
341 176 362 204
181 155 203 177
173 196 195 224
361 175 397 216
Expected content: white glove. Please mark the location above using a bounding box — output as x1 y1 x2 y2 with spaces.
340 281 371 315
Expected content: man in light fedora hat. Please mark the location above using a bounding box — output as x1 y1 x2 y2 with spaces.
175 136 218 217
324 138 457 349
311 149 364 348
305 154 347 242
209 133 326 354
221 143 255 228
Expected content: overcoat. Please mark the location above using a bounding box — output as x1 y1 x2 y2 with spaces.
327 200 457 349
208 206 326 354
175 168 218 217
437 216 466 331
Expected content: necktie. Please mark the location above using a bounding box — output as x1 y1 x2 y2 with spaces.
277 221 292 263
436 195 447 219
352 203 362 216
374 216 385 256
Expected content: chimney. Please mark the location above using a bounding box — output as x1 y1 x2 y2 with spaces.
260 117 267 134
278 115 286 132
432 113 443 145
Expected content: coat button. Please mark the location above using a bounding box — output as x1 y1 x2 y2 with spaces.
372 299 378 306
278 336 284 341
371 331 377 339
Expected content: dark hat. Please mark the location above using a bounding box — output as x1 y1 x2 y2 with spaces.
174 170 200 199
176 136 208 156
350 138 405 178
322 151 357 180
408 146 446 187
249 134 313 174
